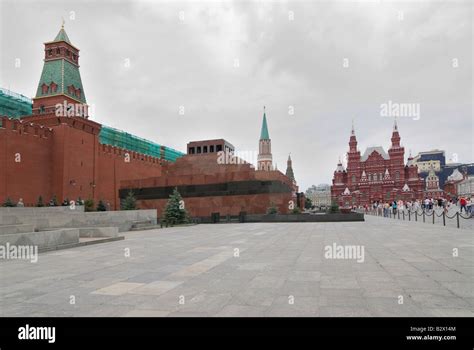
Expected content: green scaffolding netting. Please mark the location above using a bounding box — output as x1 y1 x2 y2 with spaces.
0 88 32 118
99 125 184 162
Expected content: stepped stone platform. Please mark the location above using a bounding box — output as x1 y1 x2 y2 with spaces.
0 228 79 252
0 224 36 235
0 207 156 253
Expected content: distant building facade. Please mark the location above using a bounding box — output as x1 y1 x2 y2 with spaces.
411 150 474 198
306 184 331 207
456 176 474 197
444 165 474 198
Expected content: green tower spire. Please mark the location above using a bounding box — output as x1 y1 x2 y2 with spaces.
35 24 86 104
54 20 71 44
260 106 270 140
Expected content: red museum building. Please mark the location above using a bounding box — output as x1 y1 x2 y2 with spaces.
331 122 425 207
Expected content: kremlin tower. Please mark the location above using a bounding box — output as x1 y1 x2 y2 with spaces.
33 22 88 117
285 154 295 183
257 107 273 171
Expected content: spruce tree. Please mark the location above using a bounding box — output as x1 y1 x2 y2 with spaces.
97 199 107 211
2 197 15 207
121 190 137 210
266 202 278 215
37 195 44 207
84 199 95 212
162 188 188 226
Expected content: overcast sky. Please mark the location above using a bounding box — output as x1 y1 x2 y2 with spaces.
1 0 472 191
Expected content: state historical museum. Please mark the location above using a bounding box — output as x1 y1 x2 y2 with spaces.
331 123 425 207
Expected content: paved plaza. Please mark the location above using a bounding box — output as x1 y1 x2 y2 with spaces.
0 216 473 317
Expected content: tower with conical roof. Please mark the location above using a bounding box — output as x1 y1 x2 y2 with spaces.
346 119 361 187
388 118 405 185
285 154 295 182
32 22 88 117
257 107 273 171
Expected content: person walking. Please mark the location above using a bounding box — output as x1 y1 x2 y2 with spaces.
465 197 473 217
459 196 467 213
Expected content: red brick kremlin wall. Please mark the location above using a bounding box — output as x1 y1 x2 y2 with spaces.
120 153 299 217
0 114 165 209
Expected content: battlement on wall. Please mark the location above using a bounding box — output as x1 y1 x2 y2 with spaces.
20 114 101 135
98 142 168 166
0 116 54 138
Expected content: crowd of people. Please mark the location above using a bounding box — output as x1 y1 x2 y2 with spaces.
362 196 474 218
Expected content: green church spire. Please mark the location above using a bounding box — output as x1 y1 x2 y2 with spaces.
260 106 270 140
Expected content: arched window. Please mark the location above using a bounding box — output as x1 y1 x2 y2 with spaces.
56 48 61 55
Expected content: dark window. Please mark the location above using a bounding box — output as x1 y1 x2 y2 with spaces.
48 49 52 56
197 146 201 154
189 147 195 154
56 48 60 55
203 146 208 153
210 145 214 153
216 145 222 152
66 50 70 56
73 54 76 61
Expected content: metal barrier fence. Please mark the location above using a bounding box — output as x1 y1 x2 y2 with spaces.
364 207 472 229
